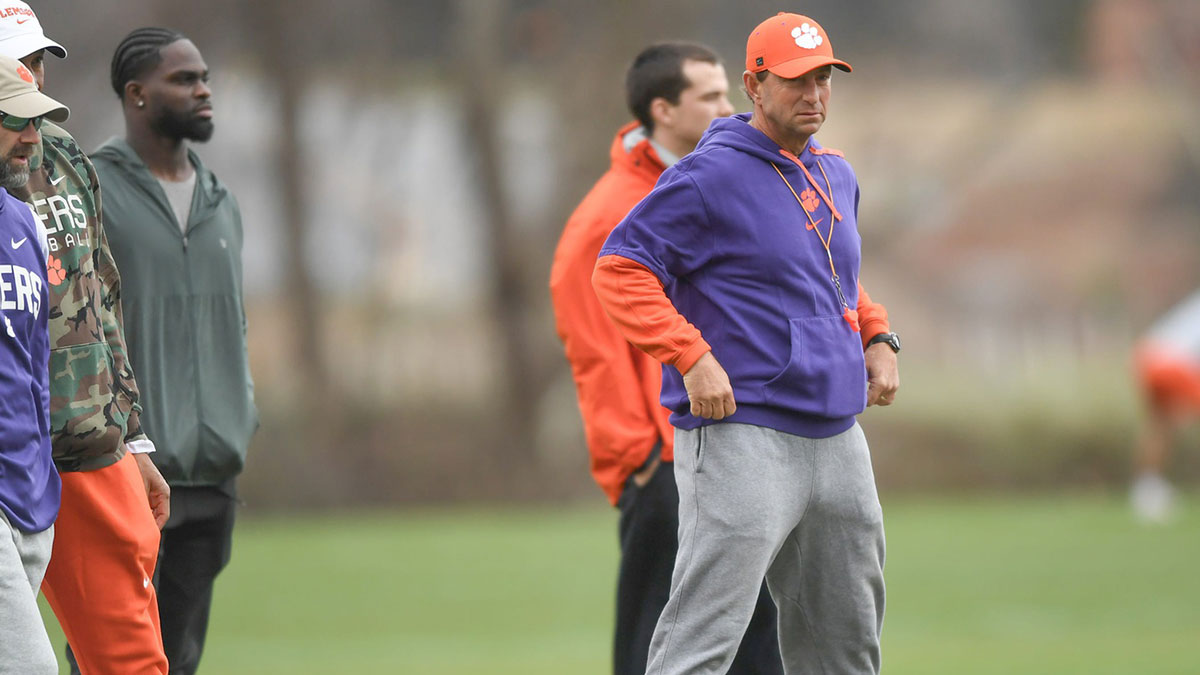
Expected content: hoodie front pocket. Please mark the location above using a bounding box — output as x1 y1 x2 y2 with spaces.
761 316 867 419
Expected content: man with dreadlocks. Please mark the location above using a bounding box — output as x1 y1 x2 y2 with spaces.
0 5 172 675
91 27 257 675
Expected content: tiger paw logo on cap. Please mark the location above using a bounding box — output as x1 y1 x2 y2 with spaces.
792 23 823 50
16 63 33 84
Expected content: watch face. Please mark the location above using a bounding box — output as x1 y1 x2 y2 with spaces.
873 332 900 352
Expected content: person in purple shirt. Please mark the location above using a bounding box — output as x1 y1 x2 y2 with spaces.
592 13 899 674
0 52 67 675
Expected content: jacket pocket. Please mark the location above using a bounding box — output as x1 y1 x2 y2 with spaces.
761 316 867 419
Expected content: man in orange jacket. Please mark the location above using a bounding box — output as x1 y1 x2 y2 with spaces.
552 42 892 675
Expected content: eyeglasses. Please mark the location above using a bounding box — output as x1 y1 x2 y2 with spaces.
0 112 45 132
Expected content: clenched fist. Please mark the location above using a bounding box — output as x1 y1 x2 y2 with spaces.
683 351 737 420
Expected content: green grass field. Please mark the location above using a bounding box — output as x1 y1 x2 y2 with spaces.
40 493 1199 674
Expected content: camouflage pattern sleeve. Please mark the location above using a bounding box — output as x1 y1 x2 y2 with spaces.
85 154 148 444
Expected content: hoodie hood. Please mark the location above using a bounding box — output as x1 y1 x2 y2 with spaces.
695 111 836 169
690 112 848 222
92 137 230 212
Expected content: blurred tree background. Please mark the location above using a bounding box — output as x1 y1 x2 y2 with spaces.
32 0 1200 509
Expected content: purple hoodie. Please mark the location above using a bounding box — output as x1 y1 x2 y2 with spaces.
0 188 59 533
599 112 866 439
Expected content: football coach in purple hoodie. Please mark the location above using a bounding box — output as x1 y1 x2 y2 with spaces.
592 12 900 675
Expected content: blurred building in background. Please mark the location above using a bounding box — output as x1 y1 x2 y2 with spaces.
34 0 1200 507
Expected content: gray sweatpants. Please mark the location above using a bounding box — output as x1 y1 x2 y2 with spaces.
647 422 885 675
0 511 57 675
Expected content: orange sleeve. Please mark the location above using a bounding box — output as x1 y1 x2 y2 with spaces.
857 282 891 348
593 254 711 374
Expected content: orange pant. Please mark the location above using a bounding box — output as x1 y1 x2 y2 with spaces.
42 452 168 675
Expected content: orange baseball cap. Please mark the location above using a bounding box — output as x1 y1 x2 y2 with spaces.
746 12 851 78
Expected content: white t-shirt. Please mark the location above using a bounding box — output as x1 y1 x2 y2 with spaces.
157 172 197 233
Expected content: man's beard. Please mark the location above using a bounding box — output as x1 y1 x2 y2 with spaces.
150 107 215 143
0 150 30 190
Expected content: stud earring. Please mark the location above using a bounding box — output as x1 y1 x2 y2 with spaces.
137 100 145 108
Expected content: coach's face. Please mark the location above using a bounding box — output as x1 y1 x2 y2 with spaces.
746 65 832 151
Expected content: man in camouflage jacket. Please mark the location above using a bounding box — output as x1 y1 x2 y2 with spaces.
1 5 171 674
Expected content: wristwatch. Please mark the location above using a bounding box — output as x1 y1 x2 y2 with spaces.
867 332 901 353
